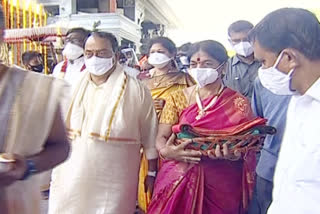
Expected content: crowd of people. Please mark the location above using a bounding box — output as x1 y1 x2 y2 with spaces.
0 5 319 214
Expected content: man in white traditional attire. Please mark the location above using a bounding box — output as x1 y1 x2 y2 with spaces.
53 28 90 88
249 8 320 214
0 6 70 214
49 31 158 214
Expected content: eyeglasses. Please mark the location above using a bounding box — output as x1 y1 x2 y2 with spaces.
84 49 114 58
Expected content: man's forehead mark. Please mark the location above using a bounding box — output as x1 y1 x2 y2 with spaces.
197 57 201 62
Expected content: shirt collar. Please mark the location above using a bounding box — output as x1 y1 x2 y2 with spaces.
69 56 84 65
232 55 259 66
305 78 320 101
232 55 241 66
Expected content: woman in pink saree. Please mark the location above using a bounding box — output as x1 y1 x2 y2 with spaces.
147 40 265 214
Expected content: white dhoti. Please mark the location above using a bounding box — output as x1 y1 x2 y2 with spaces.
49 65 158 214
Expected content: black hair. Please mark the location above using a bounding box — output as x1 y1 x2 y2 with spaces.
90 31 119 52
66 27 91 37
147 37 177 55
228 20 254 36
22 51 42 65
178 42 192 53
249 8 320 60
188 40 228 64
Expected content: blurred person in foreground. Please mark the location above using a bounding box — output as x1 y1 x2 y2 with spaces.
0 6 70 214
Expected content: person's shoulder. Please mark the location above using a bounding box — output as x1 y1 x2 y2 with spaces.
9 66 44 80
125 70 146 91
54 61 64 69
228 55 237 64
225 87 250 102
8 66 67 89
52 61 64 75
253 76 267 93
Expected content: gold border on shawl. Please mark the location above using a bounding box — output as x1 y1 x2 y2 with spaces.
66 128 81 141
66 128 81 135
105 74 128 142
90 132 137 143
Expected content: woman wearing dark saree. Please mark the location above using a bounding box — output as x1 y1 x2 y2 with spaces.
147 40 265 214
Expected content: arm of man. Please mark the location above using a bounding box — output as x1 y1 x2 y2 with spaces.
139 86 158 193
0 106 70 187
251 77 264 117
140 86 158 165
27 105 70 172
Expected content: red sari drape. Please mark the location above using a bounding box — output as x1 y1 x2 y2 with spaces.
148 88 266 214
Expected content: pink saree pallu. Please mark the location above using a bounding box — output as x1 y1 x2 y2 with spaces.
148 88 265 214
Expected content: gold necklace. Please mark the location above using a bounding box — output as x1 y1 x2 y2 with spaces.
152 70 170 87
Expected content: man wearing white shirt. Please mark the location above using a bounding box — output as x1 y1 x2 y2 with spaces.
249 8 320 214
53 28 90 87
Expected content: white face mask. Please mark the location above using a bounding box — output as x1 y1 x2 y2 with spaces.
85 56 114 76
179 56 189 66
148 52 171 69
233 41 254 57
258 52 297 95
188 65 222 88
62 43 84 60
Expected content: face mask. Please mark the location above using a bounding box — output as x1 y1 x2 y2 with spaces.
85 56 114 76
62 43 84 60
30 64 43 73
179 56 189 66
148 52 171 69
188 66 221 88
233 41 254 57
258 52 297 95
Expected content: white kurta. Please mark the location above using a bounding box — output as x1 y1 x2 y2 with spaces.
53 57 85 88
49 65 158 214
268 79 320 214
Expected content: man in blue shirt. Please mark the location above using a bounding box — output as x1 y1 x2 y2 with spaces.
248 77 291 214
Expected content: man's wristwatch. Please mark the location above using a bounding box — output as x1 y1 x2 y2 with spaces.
147 171 157 177
20 159 38 180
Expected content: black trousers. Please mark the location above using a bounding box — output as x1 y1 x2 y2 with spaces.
248 175 273 214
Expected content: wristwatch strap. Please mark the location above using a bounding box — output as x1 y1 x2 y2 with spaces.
20 159 37 180
147 171 157 177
